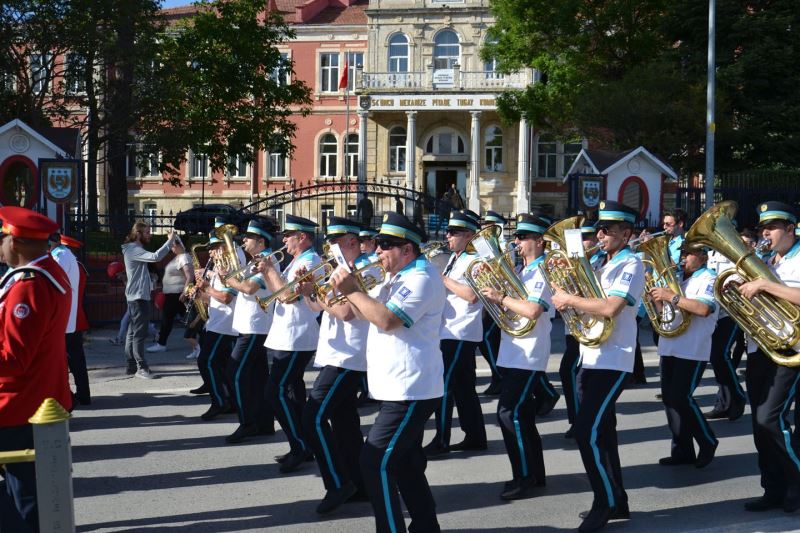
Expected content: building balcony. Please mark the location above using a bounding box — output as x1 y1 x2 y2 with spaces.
358 68 533 93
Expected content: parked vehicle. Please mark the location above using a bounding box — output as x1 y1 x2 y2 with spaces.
174 204 249 235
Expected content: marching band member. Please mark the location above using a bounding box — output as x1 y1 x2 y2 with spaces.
195 231 238 421
559 221 603 438
0 207 72 532
299 217 368 514
551 201 645 532
218 217 277 444
359 227 378 258
663 209 688 265
424 210 487 457
330 212 445 533
478 211 508 395
736 201 800 513
479 213 553 500
649 244 719 467
258 214 322 474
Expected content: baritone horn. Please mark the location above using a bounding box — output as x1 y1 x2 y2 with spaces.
636 234 692 337
463 225 535 337
540 216 613 347
685 201 800 367
215 223 242 275
320 261 387 305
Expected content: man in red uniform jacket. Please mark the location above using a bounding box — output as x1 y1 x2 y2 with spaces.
0 206 71 533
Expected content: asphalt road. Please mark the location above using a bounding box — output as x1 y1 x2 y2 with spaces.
69 322 800 532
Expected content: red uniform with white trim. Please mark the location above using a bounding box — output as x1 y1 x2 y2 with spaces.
0 255 72 426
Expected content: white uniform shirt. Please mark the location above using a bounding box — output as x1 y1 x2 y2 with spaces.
205 272 237 335
440 251 483 342
707 250 733 318
498 255 553 371
658 267 719 361
746 239 800 353
314 310 369 371
580 247 646 372
265 247 322 351
231 250 279 335
366 257 446 401
51 245 78 334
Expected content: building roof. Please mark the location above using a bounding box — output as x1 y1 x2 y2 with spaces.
162 0 367 26
0 119 80 158
563 146 678 182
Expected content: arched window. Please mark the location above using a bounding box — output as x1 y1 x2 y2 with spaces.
319 133 337 177
389 127 406 172
433 30 460 69
537 134 557 179
618 176 649 219
0 156 36 208
425 129 466 155
345 133 358 178
484 126 503 171
388 34 409 73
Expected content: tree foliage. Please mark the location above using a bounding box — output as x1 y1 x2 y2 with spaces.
485 0 800 173
136 0 312 178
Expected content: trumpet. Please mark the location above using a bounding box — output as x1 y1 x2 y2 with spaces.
259 260 335 308
629 230 667 249
318 261 387 306
223 245 286 284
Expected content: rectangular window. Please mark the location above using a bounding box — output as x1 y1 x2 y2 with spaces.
30 53 52 95
347 204 357 218
143 202 158 227
345 51 363 92
65 53 86 95
126 144 159 177
563 140 583 177
227 154 248 178
321 204 334 231
1 70 16 92
270 52 290 86
537 139 557 179
390 145 406 173
268 151 286 178
320 52 339 93
270 207 285 228
190 151 209 180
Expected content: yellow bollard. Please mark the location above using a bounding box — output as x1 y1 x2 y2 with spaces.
29 398 75 533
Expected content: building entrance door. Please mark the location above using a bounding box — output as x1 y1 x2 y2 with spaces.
425 166 466 207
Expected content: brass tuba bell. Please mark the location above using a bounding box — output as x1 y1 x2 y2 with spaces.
636 234 692 338
685 201 800 367
215 223 243 279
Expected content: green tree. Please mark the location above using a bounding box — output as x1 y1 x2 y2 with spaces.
136 0 312 179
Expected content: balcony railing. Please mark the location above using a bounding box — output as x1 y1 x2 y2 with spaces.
359 69 532 92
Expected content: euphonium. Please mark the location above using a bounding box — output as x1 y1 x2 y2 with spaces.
685 201 800 367
422 240 451 274
185 242 210 322
463 225 535 337
215 223 242 275
540 216 612 347
636 234 692 337
319 260 387 306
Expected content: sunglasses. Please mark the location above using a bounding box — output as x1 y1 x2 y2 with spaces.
375 237 407 249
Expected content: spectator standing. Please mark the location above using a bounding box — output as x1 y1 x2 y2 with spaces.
147 237 192 353
121 222 176 378
357 195 374 227
395 194 404 215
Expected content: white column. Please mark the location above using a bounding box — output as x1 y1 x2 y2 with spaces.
405 111 417 217
357 110 368 200
469 110 481 211
516 118 530 213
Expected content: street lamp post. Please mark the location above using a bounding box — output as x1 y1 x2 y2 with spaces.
705 0 716 209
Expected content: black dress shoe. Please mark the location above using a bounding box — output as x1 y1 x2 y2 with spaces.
728 396 746 421
274 451 291 464
257 425 276 436
579 502 629 520
483 382 502 396
695 441 718 469
704 407 729 420
564 426 575 439
190 384 210 395
347 489 370 503
200 404 230 421
225 424 260 444
658 455 695 466
744 494 783 512
279 450 313 474
578 506 614 532
450 440 487 452
783 487 800 513
423 441 450 458
536 392 560 417
500 476 539 500
316 482 358 514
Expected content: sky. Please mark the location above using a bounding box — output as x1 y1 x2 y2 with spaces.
161 0 192 8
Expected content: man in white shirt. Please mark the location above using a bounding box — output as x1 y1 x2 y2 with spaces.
195 231 238 421
650 244 720 468
330 212 445 533
258 214 322 474
219 217 278 444
480 213 553 500
552 201 645 532
424 210 487 458
736 201 800 513
298 217 369 515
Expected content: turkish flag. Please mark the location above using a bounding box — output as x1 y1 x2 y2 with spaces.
339 57 349 91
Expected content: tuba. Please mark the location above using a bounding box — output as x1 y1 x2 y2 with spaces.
463 225 535 337
685 201 800 367
215 223 242 276
636 234 692 337
540 216 612 347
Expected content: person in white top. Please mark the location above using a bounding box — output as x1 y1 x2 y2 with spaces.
649 244 720 468
330 212 445 533
422 210 487 458
735 201 800 513
479 213 553 500
296 217 369 515
147 237 193 353
194 230 239 421
49 231 89 404
257 214 322 474
478 211 509 395
217 217 279 444
551 201 645 532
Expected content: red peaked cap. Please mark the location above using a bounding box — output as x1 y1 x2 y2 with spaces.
0 206 59 240
60 235 83 248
